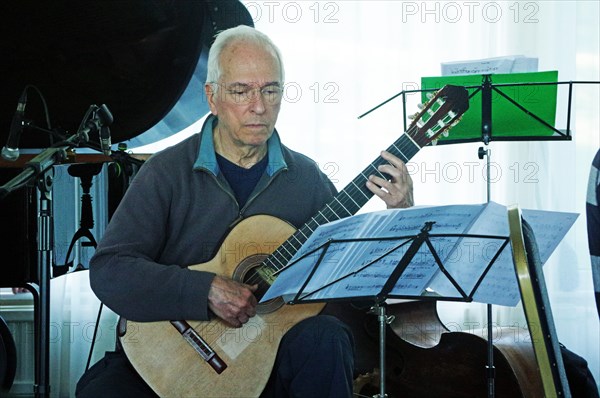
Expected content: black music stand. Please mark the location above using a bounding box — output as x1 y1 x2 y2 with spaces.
360 72 599 145
358 73 598 397
270 221 509 398
419 74 598 397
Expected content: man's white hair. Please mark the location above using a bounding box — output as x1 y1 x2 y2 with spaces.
206 25 285 89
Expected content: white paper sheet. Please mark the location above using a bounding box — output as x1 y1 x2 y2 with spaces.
261 202 577 307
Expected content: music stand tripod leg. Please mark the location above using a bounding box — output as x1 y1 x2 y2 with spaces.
368 222 434 398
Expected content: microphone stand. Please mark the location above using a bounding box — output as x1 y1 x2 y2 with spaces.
0 128 89 398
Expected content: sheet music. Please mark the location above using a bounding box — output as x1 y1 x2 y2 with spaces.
428 201 511 302
430 204 578 305
441 55 538 76
262 204 487 302
261 202 577 307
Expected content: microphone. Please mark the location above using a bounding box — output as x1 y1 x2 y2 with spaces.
100 126 112 156
78 104 113 156
80 118 100 139
2 89 28 161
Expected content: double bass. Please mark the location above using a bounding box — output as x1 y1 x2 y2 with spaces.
336 300 543 398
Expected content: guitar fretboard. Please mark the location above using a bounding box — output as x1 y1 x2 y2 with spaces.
263 128 421 275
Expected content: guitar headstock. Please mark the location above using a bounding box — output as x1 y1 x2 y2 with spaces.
407 85 469 147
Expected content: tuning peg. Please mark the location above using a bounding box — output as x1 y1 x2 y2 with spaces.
431 138 438 146
426 92 435 100
442 130 450 137
417 103 424 110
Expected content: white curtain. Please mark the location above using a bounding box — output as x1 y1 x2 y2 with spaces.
50 271 117 396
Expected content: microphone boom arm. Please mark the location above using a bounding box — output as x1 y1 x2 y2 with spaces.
0 129 89 200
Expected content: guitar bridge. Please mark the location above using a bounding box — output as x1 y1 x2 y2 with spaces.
170 320 227 374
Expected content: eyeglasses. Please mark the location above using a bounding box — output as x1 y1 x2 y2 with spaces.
214 82 283 105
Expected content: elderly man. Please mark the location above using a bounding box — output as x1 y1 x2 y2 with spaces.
76 25 413 397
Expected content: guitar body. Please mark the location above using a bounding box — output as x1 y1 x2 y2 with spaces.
120 215 325 397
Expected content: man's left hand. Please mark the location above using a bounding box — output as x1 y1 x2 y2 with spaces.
366 150 414 209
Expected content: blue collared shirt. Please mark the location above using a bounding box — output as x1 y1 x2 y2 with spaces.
193 115 287 177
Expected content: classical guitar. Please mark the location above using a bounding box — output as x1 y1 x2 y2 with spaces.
119 85 470 397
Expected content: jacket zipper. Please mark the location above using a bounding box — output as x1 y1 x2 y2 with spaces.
231 167 288 226
203 166 288 227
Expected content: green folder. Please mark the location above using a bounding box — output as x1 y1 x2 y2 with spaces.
421 71 560 143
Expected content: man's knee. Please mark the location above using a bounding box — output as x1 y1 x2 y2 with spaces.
286 315 354 351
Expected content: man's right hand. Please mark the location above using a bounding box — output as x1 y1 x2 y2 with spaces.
207 275 258 328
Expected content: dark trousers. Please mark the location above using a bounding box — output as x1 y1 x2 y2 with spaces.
76 315 354 398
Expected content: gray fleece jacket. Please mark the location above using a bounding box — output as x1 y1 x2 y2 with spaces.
89 115 337 322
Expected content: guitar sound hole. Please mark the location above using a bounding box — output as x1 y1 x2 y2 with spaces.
233 254 284 314
243 267 269 300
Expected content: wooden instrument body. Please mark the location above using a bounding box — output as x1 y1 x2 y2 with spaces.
347 300 545 398
121 215 324 397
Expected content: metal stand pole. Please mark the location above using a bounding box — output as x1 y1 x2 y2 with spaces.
377 305 387 398
486 303 495 398
35 173 53 397
370 303 395 398
479 145 495 398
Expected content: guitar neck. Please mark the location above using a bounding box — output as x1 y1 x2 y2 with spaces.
264 130 421 274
